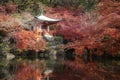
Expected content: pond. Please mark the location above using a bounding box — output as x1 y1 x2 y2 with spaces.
0 52 65 80
0 52 120 80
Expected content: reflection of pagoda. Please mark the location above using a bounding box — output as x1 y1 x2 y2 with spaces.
35 14 62 34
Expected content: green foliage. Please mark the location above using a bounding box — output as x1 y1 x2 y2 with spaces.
50 25 55 30
12 0 41 15
0 0 41 15
101 35 112 42
43 0 97 11
0 0 97 14
0 41 11 53
82 0 97 11
54 37 63 43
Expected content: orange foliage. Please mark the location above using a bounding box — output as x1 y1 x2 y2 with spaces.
5 3 18 14
14 29 47 52
98 0 120 15
0 15 19 33
73 13 120 56
0 3 17 14
91 13 120 55
49 5 120 56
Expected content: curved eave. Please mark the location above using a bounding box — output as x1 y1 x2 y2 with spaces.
35 15 62 23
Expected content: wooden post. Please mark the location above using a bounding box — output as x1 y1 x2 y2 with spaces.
47 25 50 32
37 24 42 35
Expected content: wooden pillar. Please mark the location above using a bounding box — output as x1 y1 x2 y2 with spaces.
47 25 50 32
37 24 42 35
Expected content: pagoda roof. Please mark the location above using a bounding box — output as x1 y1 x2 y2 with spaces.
35 14 62 23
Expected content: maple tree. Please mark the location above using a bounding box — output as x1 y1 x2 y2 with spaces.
14 29 47 52
0 3 18 14
45 1 120 56
98 0 120 16
0 0 119 80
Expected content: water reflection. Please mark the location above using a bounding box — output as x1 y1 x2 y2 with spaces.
0 54 120 80
14 59 43 80
0 53 65 80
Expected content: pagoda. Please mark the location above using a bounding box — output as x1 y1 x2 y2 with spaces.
35 14 62 34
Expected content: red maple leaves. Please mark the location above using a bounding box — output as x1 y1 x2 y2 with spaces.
14 29 47 52
46 2 120 56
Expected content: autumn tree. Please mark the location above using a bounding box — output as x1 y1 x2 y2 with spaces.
48 1 120 56
14 29 47 52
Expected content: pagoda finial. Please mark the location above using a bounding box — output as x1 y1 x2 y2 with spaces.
39 2 44 15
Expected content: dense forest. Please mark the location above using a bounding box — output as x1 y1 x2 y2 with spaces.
0 0 120 80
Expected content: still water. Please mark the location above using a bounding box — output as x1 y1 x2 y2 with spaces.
0 52 65 80
0 53 120 80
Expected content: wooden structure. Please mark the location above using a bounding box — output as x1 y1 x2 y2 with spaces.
35 14 62 34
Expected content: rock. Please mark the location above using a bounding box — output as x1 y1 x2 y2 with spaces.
39 52 44 58
5 53 15 60
38 50 49 59
43 33 54 42
49 49 57 60
50 46 57 49
44 68 53 76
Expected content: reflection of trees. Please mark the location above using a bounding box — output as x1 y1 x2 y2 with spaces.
14 60 45 80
